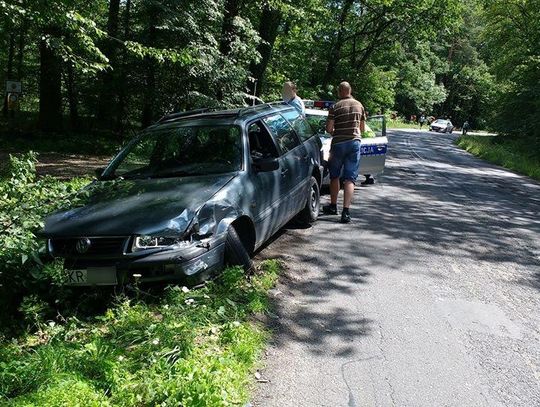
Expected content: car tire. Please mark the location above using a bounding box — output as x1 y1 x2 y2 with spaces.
224 226 254 273
297 176 320 225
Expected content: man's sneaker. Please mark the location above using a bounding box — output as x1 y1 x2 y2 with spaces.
322 205 338 215
340 212 351 223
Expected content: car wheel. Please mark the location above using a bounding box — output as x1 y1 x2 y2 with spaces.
224 226 254 273
297 176 320 225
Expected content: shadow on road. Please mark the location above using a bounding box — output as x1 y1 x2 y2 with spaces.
254 130 540 355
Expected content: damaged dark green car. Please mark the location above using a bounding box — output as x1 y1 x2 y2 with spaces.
42 104 322 286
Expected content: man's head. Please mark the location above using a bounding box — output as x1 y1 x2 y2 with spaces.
282 81 297 101
338 81 352 98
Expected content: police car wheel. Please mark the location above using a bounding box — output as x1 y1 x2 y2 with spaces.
297 176 320 225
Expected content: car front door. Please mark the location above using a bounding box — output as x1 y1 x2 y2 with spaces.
360 115 388 176
245 121 284 246
263 113 307 224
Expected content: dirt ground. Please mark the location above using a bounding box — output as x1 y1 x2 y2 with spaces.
0 151 111 179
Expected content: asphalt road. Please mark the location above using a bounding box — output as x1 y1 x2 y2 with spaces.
252 129 540 407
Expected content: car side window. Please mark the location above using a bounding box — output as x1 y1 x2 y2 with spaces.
281 110 315 141
248 121 279 160
263 114 300 154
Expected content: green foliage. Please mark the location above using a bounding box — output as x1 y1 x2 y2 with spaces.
457 135 540 181
0 261 281 406
481 0 540 145
0 152 91 332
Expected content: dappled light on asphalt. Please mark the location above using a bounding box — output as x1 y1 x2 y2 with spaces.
254 130 540 407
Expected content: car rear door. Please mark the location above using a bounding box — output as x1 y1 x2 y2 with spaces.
360 115 388 176
280 108 317 180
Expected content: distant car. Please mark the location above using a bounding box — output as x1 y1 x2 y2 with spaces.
304 108 388 186
42 104 322 286
429 119 454 133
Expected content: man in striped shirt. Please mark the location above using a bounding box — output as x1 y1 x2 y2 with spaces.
323 81 366 223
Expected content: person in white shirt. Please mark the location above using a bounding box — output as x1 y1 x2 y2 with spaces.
282 81 305 115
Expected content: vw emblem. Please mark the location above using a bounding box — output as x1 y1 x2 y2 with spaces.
76 237 91 254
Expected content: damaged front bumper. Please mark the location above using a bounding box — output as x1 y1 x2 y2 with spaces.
56 235 227 286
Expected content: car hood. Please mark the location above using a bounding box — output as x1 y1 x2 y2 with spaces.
43 173 236 237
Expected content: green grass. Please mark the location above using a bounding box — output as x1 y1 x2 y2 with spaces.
0 261 281 406
456 135 540 181
386 119 423 129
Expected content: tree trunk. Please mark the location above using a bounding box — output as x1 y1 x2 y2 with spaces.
16 20 27 79
141 58 156 127
217 0 241 100
38 28 63 132
2 30 16 116
116 0 131 137
141 20 157 128
66 63 79 130
322 0 354 88
219 0 241 56
97 0 121 124
248 4 281 96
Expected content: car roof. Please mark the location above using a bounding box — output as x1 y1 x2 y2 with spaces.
155 103 297 128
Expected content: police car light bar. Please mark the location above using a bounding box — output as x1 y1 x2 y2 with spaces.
314 100 334 109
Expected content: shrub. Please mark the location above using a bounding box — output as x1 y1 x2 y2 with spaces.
0 152 90 334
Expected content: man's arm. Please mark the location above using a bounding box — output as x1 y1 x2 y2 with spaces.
326 118 334 135
359 118 365 134
359 108 366 134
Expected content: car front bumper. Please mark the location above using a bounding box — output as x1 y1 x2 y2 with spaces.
58 236 226 286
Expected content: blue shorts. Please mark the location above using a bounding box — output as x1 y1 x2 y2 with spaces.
328 139 361 183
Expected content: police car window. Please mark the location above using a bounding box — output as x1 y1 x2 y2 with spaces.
263 114 300 154
281 110 315 141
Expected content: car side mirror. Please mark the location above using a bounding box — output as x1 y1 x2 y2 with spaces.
94 167 106 180
253 157 279 173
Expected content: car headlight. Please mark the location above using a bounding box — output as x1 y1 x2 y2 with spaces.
131 218 203 252
132 235 192 252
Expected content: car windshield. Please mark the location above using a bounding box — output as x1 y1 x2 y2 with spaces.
107 124 242 179
434 119 447 124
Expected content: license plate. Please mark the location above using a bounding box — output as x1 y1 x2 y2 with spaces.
66 267 117 285
68 269 87 284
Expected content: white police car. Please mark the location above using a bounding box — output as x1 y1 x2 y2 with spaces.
304 104 388 186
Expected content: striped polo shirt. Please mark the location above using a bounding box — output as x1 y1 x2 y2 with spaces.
328 96 366 145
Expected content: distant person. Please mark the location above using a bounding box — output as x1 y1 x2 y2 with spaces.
419 114 426 129
323 81 366 224
282 81 305 115
462 120 470 135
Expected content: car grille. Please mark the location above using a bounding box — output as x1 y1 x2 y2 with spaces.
50 237 129 257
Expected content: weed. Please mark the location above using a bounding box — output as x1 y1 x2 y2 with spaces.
456 135 540 181
0 261 281 406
